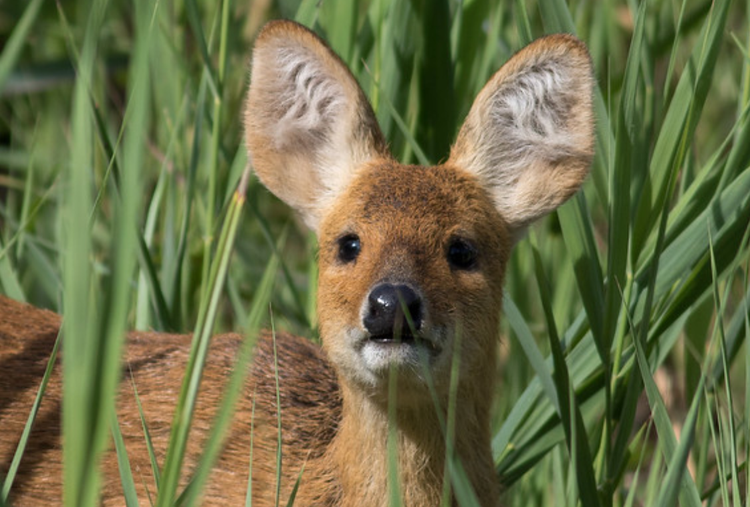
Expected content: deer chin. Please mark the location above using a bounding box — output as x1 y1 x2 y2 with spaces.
330 326 452 395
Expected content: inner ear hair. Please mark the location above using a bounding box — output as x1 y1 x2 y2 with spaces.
449 34 595 236
244 20 388 232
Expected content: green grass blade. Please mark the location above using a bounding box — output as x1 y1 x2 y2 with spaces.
180 192 279 507
156 189 247 506
531 235 601 507
0 330 61 501
271 319 283 507
61 0 109 503
557 194 605 358
319 0 356 63
284 463 306 507
130 374 161 494
630 311 702 506
632 0 730 258
503 295 559 413
169 73 208 324
110 412 139 507
0 236 24 301
0 0 45 93
184 0 219 98
295 0 320 27
244 398 256 507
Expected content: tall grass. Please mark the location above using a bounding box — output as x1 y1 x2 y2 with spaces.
0 0 749 506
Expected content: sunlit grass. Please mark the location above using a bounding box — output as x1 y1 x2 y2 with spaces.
0 0 749 505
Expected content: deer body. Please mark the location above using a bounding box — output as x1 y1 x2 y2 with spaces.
0 20 594 506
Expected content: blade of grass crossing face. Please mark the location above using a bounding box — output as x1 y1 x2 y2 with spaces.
387 363 401 507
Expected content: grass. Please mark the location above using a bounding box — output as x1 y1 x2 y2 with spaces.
1 0 749 505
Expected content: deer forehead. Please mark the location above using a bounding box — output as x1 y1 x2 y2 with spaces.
317 161 511 275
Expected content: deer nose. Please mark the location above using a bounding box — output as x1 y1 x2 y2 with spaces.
363 284 422 339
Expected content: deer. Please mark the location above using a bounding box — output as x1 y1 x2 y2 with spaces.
0 19 594 507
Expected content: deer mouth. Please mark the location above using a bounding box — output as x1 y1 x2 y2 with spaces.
368 331 416 344
345 326 450 383
365 331 440 355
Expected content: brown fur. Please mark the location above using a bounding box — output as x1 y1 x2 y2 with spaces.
0 19 594 506
0 295 341 505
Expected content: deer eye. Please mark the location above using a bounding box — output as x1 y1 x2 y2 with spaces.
447 238 478 270
337 234 361 263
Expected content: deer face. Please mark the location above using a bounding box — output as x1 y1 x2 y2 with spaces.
316 162 510 402
245 20 594 406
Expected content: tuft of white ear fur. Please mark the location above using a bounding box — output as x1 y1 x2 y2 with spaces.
448 34 595 236
245 20 388 231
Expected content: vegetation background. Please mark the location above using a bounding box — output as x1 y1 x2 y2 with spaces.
0 0 749 506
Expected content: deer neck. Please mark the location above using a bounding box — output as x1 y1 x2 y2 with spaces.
329 380 498 507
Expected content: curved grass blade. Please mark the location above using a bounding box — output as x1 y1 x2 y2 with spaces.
629 307 702 506
111 411 139 507
179 194 281 507
0 329 61 501
156 187 248 506
131 374 161 494
531 235 601 507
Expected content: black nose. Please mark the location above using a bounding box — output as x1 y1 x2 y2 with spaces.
363 284 422 339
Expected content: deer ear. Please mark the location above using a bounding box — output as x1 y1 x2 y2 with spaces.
244 20 388 231
448 34 595 237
